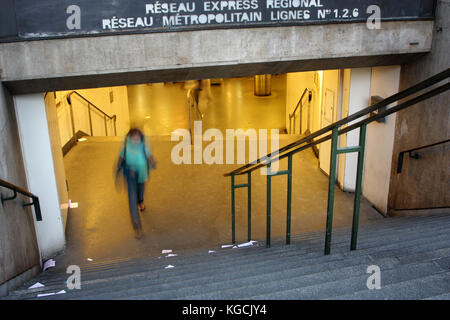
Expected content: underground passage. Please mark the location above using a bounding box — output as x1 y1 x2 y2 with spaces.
0 0 448 304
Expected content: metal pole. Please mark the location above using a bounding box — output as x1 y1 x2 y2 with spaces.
266 162 272 248
293 117 296 135
231 174 236 244
104 115 108 136
324 128 339 255
289 117 292 134
247 172 252 242
286 154 293 245
88 104 93 136
351 124 367 251
114 116 117 136
68 98 76 138
299 102 303 134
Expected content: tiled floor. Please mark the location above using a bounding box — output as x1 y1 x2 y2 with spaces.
61 136 382 266
127 75 287 135
58 76 382 266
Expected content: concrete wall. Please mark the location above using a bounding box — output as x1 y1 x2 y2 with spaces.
0 83 40 295
318 70 340 175
363 66 400 215
55 87 130 146
0 21 433 94
340 68 372 192
44 93 69 230
388 0 450 213
337 69 351 189
14 94 66 260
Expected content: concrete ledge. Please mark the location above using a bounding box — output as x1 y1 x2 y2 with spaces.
0 264 41 298
0 21 433 93
4 53 426 94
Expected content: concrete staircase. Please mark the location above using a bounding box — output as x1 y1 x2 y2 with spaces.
3 213 450 300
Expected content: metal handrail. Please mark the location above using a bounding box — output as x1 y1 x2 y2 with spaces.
224 67 450 255
67 91 117 137
397 138 450 173
289 88 312 134
0 178 42 221
225 68 450 177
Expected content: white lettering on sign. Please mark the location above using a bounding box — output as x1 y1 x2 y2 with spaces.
145 2 196 14
102 16 154 29
66 5 81 30
266 0 323 9
95 1 387 32
203 0 259 11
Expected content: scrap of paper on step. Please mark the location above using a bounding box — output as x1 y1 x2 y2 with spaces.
43 259 55 271
166 254 177 257
208 250 216 254
162 250 172 254
165 265 175 269
37 290 66 298
221 245 233 248
87 258 93 261
37 293 55 298
238 241 256 248
28 282 45 289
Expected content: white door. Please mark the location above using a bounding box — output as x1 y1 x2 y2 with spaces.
319 70 340 175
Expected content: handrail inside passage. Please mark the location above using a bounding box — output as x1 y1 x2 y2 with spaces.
225 68 450 177
289 88 312 134
68 91 116 120
0 178 42 221
224 68 450 254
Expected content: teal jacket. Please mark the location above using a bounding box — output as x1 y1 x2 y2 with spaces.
119 137 152 183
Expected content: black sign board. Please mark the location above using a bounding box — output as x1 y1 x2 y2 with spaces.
0 0 436 43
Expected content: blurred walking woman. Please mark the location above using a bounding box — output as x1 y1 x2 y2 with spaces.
117 128 156 239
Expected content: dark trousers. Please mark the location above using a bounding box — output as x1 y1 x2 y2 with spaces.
126 171 145 231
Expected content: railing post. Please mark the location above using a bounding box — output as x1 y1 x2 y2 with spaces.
289 116 292 134
88 104 93 136
231 174 236 244
68 97 76 138
266 162 272 248
286 154 293 245
32 197 42 221
325 127 339 255
351 124 367 251
293 117 296 135
104 115 108 136
247 172 252 242
114 116 117 136
299 101 303 134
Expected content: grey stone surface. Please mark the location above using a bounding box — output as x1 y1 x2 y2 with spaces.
0 21 433 94
388 0 450 212
2 212 450 300
0 83 41 295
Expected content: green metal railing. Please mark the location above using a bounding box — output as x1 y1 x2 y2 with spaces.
224 68 450 255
